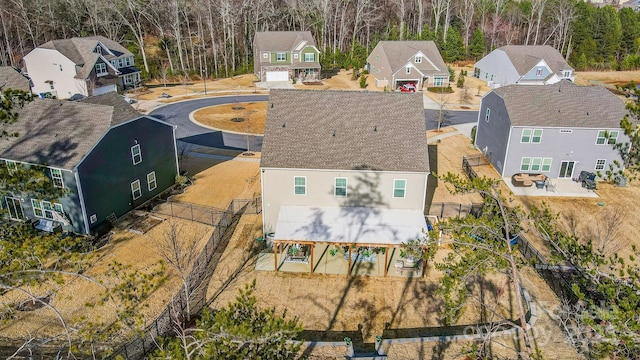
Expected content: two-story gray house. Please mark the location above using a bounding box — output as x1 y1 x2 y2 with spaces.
260 90 430 274
23 36 141 99
1 93 178 236
253 31 321 83
366 41 449 90
473 45 575 88
475 82 628 182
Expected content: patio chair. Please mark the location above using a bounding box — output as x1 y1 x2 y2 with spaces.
545 180 556 192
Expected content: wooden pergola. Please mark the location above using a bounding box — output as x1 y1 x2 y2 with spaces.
272 239 430 277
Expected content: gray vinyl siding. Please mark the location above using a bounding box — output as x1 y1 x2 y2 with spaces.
77 118 177 235
504 127 627 178
474 50 520 86
475 92 512 176
521 64 552 81
261 168 428 236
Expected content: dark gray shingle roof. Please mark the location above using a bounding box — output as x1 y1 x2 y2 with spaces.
260 90 429 173
0 99 114 169
493 82 627 128
377 41 448 75
0 67 31 92
500 45 573 75
79 92 141 125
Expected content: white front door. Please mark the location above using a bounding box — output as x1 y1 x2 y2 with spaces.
266 71 289 82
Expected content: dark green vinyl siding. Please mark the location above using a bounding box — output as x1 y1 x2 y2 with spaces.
77 117 177 234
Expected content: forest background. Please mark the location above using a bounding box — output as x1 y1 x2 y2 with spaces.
1 0 638 81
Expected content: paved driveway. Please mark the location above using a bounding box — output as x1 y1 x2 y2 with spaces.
149 95 268 150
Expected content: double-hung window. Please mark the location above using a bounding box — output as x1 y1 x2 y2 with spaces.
5 160 17 174
95 62 107 76
521 129 543 143
276 52 286 61
415 55 422 63
304 53 315 62
147 171 157 191
294 176 306 195
125 57 132 66
50 168 64 188
393 179 406 198
31 199 63 220
520 157 531 171
131 180 142 200
521 157 552 172
131 144 142 165
596 130 618 145
485 108 491 122
434 77 444 86
334 178 347 197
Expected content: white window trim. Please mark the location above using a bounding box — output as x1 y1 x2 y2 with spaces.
532 129 543 143
90 214 98 224
125 57 132 66
536 68 542 76
5 160 17 174
131 144 142 165
433 77 445 86
405 66 411 74
393 179 407 198
485 108 490 122
50 168 64 188
415 55 422 63
95 62 107 76
595 159 607 171
147 171 157 191
521 129 532 143
334 177 347 197
276 52 286 62
31 199 63 220
294 176 306 195
131 179 142 200
304 53 314 62
521 157 552 172
596 130 618 145
542 158 553 172
520 157 531 171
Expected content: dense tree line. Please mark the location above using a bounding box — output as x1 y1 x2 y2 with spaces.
0 0 639 80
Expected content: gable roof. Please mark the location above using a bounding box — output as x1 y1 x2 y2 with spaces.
261 90 429 173
254 31 316 52
0 98 129 169
79 92 140 125
375 41 448 74
493 82 626 128
38 36 133 80
499 45 572 76
0 67 31 92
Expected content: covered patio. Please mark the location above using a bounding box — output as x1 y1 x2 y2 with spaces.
257 206 433 277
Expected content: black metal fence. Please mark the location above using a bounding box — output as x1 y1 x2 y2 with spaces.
462 154 490 181
516 234 579 304
107 199 251 359
153 198 260 226
428 202 484 219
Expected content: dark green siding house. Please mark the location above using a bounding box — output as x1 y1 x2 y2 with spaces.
0 93 178 235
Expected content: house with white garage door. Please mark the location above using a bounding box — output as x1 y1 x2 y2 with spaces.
253 31 321 83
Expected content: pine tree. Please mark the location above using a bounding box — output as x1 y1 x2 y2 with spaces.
469 28 486 60
443 27 465 63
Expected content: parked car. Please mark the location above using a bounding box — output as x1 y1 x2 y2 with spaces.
398 83 417 93
122 95 136 104
160 93 172 98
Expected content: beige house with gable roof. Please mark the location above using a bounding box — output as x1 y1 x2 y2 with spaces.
366 41 450 90
260 89 431 276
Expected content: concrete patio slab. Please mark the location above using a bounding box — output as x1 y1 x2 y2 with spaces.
504 178 599 198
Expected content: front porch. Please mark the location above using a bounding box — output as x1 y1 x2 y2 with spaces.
255 243 427 278
294 67 321 82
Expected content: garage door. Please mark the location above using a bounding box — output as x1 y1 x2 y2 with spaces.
93 84 117 96
266 71 289 82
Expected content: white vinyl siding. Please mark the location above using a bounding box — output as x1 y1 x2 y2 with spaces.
147 171 157 191
294 176 306 195
393 179 406 198
131 144 142 165
131 180 142 200
334 177 347 197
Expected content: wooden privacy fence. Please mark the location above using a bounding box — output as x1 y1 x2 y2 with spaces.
428 202 483 219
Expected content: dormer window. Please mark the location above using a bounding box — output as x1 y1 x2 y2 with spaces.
536 68 542 76
95 63 107 76
94 46 102 54
415 55 422 63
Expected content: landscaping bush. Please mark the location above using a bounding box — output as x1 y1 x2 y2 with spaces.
427 86 453 93
359 75 368 88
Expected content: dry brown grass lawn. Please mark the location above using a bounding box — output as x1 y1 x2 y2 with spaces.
193 102 267 134
574 70 640 86
0 219 213 342
136 74 265 101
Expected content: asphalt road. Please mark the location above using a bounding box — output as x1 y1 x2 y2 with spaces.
149 95 479 151
149 94 268 150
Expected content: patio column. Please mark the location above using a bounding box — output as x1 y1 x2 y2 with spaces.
274 243 279 272
383 246 389 277
347 246 352 277
309 242 314 274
